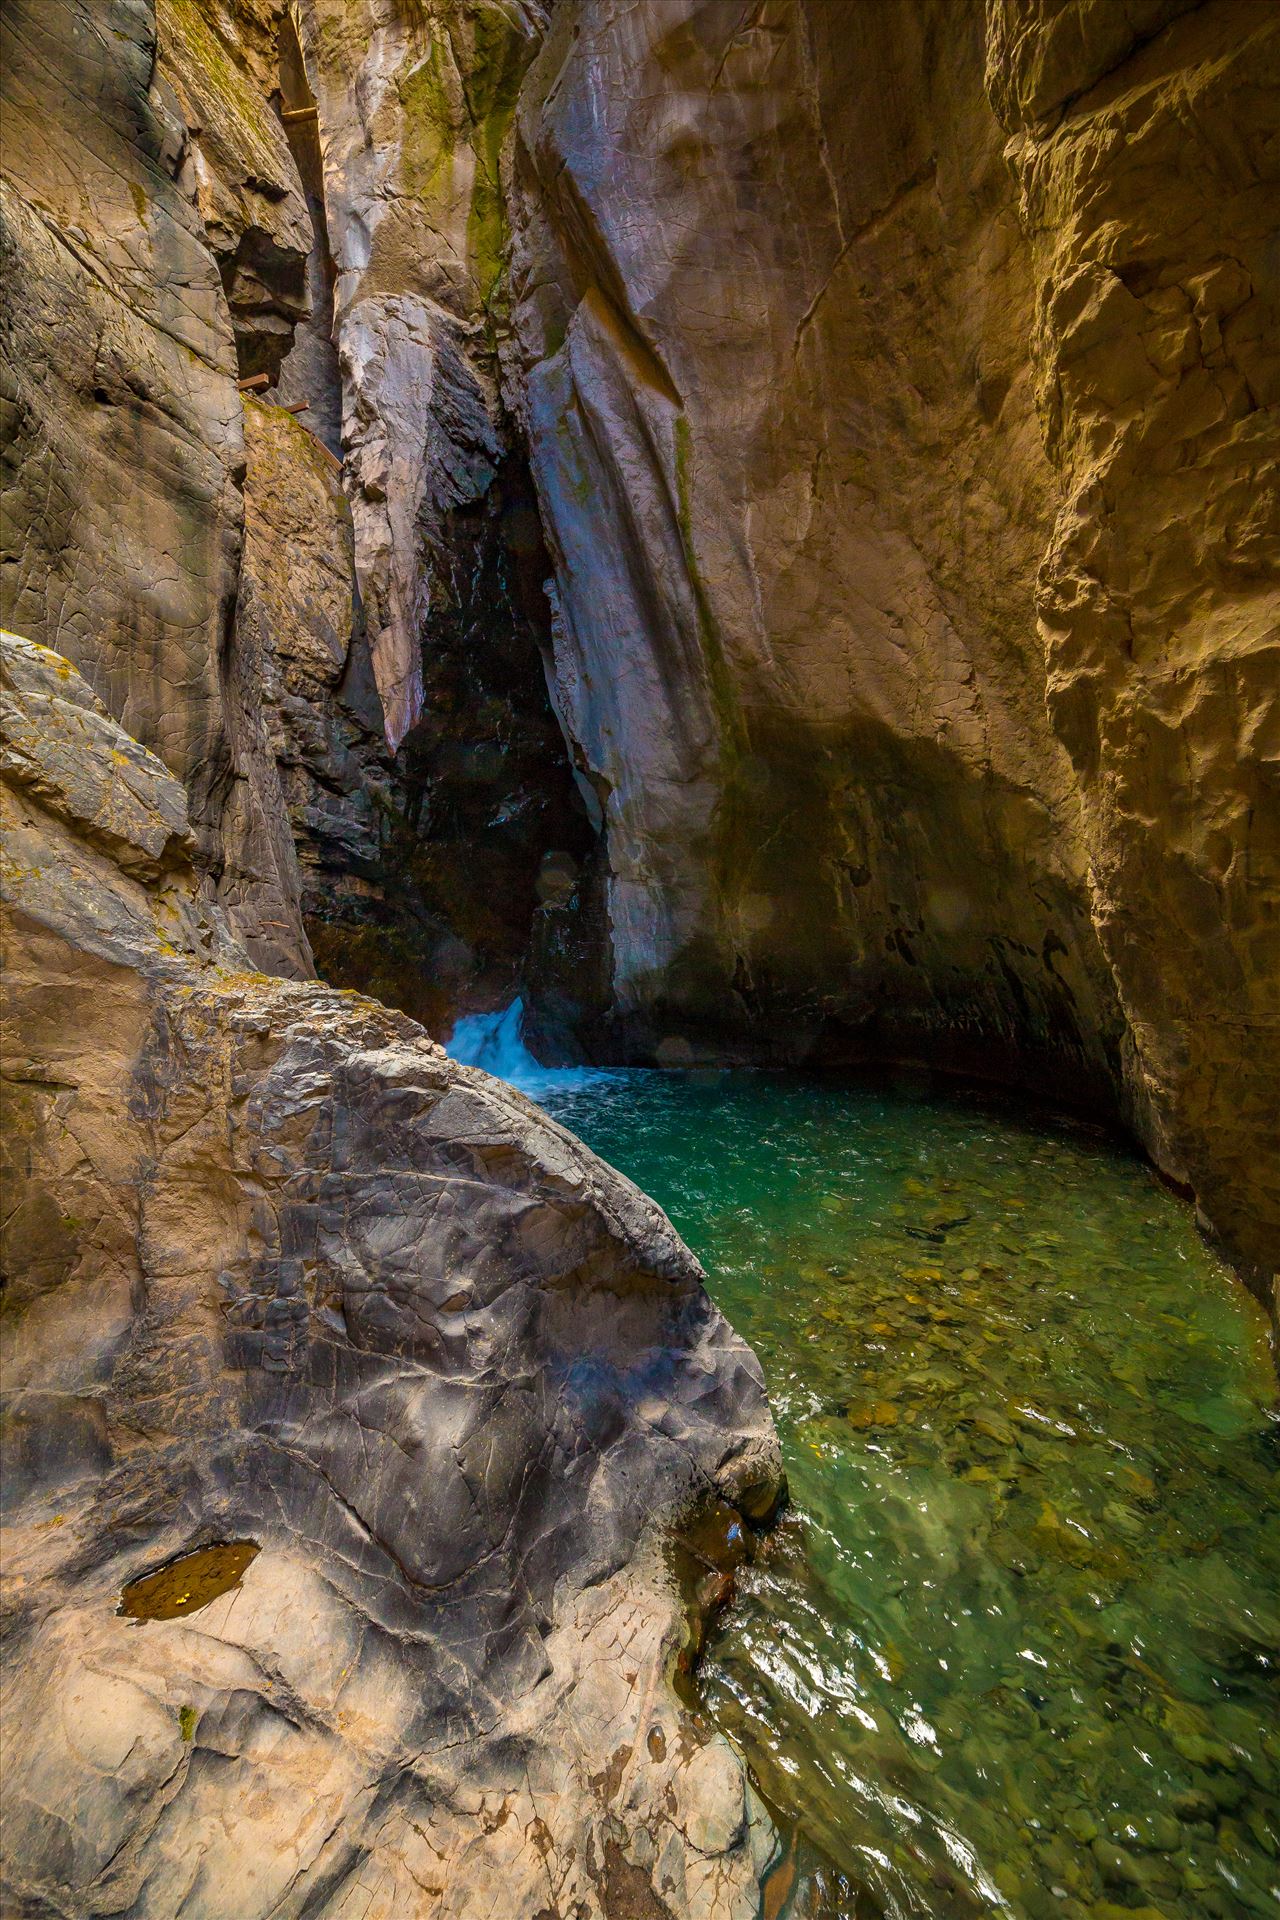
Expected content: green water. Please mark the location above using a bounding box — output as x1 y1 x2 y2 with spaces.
541 1071 1280 1920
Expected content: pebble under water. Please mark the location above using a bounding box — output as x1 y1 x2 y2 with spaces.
531 1066 1280 1920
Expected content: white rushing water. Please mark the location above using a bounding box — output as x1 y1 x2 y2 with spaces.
444 999 616 1100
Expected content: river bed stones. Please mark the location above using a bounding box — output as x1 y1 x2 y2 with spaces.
543 1068 1280 1920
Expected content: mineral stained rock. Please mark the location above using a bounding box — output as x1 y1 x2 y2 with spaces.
156 0 314 382
0 630 784 1917
290 0 543 752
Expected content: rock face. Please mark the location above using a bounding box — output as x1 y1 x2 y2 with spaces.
989 0 1280 1283
503 0 1279 1290
0 0 587 1039
0 0 243 848
156 0 313 382
505 0 1126 1094
0 0 325 984
226 395 389 977
0 631 783 1916
289 0 543 751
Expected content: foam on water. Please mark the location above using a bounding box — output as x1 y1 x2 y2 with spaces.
444 999 616 1098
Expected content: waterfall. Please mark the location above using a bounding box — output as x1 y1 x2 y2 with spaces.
444 999 615 1100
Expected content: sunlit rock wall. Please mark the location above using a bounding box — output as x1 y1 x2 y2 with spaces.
506 0 1124 1101
505 0 1279 1287
990 0 1280 1282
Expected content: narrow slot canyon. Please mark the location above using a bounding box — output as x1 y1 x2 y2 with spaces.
1 2 1276 1917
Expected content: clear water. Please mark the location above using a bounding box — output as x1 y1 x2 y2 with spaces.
448 1015 1280 1920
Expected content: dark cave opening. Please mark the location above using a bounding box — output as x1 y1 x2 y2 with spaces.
304 445 601 1041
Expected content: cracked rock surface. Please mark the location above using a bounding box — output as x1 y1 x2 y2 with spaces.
0 630 784 1917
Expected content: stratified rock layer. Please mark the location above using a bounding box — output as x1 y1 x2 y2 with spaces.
0 631 783 1917
0 0 242 838
0 0 321 978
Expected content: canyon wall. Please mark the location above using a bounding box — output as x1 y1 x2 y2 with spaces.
0 0 1276 1907
991 0 1279 1278
505 0 1278 1293
0 0 590 1024
5 0 1271 1282
508 0 1122 1104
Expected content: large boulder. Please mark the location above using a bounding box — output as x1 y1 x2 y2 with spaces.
0 630 783 1917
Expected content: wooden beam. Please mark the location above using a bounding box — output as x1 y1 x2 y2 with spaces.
236 373 270 393
280 106 319 124
281 400 310 415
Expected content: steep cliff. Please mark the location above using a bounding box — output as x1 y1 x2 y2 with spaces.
991 0 1280 1283
502 0 1278 1291
0 0 587 1034
0 628 783 1916
0 0 330 981
506 0 1122 1098
0 0 247 869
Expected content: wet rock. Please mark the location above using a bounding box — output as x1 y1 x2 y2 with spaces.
0 630 784 1916
1092 1838 1146 1889
1110 1812 1181 1854
1063 1807 1100 1845
1172 1789 1217 1825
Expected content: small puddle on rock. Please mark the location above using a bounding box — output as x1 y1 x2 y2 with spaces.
118 1541 259 1621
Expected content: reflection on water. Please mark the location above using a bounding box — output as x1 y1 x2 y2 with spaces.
119 1541 259 1622
537 1067 1279 1920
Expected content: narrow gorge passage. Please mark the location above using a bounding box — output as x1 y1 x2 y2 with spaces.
2 0 1276 1913
450 1014 1280 1920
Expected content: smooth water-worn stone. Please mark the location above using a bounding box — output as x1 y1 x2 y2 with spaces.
0 633 784 1918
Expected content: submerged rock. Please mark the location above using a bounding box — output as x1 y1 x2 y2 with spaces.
0 630 784 1916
